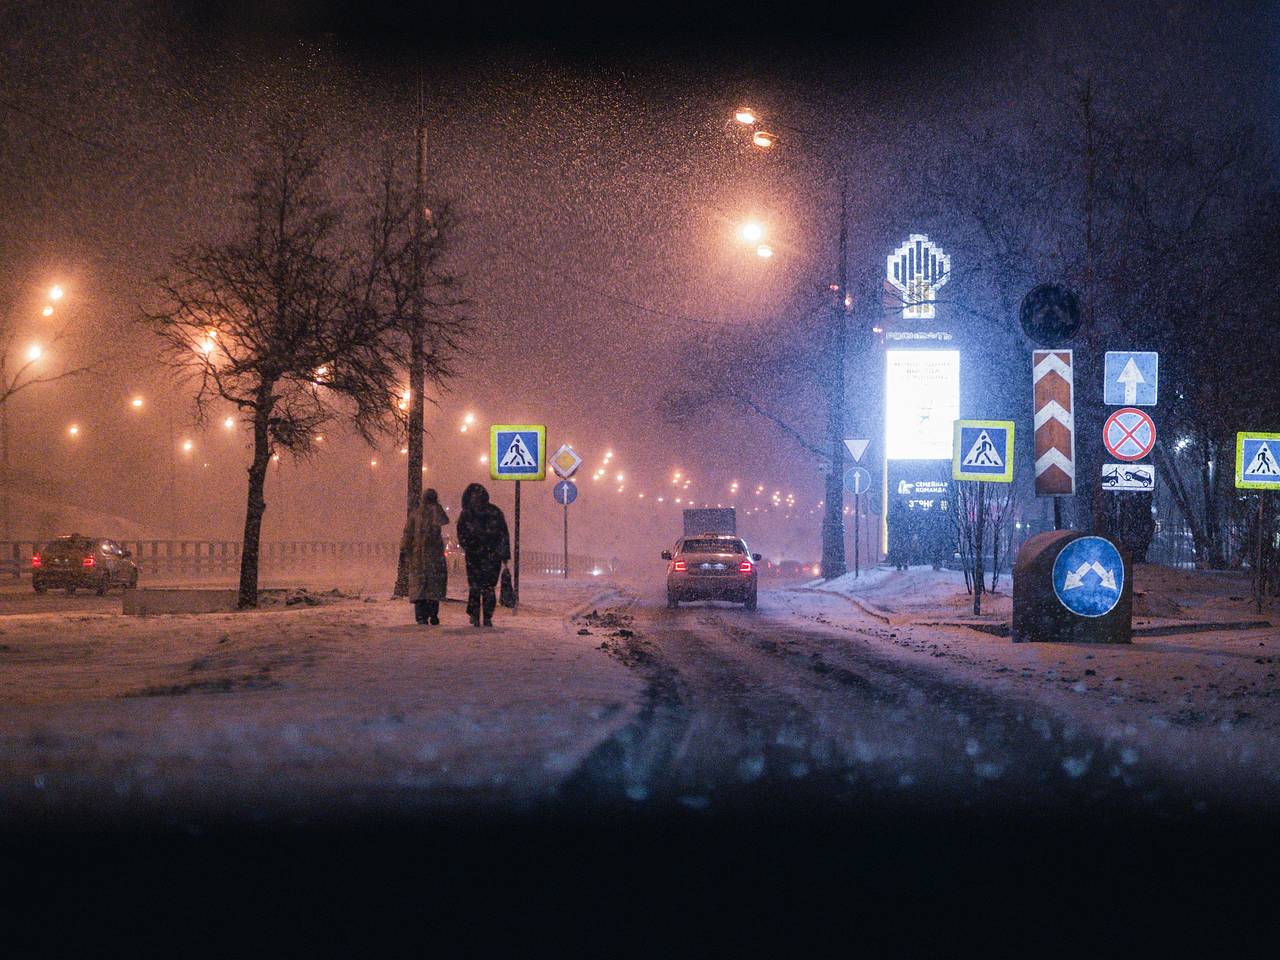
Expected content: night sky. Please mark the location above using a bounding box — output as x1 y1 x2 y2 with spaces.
2 0 1275 563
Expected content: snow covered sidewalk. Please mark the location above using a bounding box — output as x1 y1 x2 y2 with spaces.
788 565 1280 795
0 579 644 823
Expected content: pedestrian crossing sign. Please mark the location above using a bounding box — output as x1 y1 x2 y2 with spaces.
952 420 1015 482
1236 432 1280 490
490 424 547 481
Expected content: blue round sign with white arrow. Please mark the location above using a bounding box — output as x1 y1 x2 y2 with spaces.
552 479 578 506
1051 536 1124 618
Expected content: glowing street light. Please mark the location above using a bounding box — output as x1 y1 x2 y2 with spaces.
734 108 757 125
463 412 476 425
67 424 80 437
182 440 193 453
752 130 777 149
755 244 773 259
41 305 53 317
49 285 64 301
131 397 144 409
739 221 765 244
26 344 42 362
223 416 235 429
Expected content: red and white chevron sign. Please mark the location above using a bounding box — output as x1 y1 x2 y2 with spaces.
1033 349 1075 495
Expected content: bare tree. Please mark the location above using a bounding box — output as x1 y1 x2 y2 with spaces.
146 124 402 608
354 150 474 597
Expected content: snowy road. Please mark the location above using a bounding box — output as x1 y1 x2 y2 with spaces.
565 584 1206 817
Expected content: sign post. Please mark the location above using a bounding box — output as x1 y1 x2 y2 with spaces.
552 479 578 578
843 463 874 578
551 445 582 582
490 424 547 613
1236 432 1280 612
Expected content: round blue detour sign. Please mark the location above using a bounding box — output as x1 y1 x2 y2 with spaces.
1051 535 1124 618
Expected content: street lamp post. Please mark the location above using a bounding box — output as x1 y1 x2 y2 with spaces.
733 108 850 579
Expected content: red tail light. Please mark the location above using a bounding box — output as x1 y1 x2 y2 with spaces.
738 560 754 574
31 554 41 568
82 556 95 568
673 560 687 572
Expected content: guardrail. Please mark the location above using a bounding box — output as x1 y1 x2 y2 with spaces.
0 540 613 581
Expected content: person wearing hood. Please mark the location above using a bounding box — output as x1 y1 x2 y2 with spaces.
455 482 511 627
400 488 450 626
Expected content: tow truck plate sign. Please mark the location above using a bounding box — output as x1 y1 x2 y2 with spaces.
1102 462 1155 492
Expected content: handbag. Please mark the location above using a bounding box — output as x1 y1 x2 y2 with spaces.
499 564 516 608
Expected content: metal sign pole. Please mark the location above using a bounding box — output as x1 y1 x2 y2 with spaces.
563 502 569 579
854 493 860 578
1257 492 1266 615
513 479 521 613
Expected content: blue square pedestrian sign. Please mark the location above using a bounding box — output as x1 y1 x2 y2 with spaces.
490 424 546 481
1236 432 1280 490
1104 351 1158 406
953 420 1015 482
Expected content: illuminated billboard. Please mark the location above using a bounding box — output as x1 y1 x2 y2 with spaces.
884 350 960 461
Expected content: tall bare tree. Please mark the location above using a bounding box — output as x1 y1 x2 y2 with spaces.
355 150 473 597
147 124 403 607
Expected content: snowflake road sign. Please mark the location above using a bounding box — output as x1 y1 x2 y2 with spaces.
1236 432 1280 490
490 424 546 481
952 420 1014 482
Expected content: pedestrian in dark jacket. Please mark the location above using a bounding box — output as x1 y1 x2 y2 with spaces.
400 488 450 625
455 482 510 627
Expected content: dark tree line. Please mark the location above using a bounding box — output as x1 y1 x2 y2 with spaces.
938 77 1280 569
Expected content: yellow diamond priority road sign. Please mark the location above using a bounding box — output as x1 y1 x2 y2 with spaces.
551 443 582 480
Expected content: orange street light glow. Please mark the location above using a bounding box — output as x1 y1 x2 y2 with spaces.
752 130 777 148
182 440 193 452
223 416 234 429
131 397 144 409
41 305 53 317
756 244 774 259
67 424 79 437
49 285 64 301
740 221 764 243
734 108 756 125
26 344 42 361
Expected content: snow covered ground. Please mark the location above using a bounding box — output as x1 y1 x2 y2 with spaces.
792 563 1280 797
0 578 643 822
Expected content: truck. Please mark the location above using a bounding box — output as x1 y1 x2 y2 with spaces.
683 507 736 537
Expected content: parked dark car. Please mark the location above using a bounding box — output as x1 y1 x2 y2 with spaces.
662 534 761 610
31 535 139 595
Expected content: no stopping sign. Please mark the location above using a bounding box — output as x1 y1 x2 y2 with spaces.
1103 407 1156 462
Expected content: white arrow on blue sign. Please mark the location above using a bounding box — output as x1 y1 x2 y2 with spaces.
1104 351 1158 406
552 480 578 505
844 466 873 496
1052 536 1124 618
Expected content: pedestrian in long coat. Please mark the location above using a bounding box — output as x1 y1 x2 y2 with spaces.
455 482 510 627
400 488 450 625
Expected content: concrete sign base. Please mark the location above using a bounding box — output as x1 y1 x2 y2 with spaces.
1013 530 1132 644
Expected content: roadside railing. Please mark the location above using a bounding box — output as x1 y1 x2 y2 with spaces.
0 540 613 582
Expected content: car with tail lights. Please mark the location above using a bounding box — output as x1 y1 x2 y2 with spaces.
662 534 761 610
31 535 139 595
